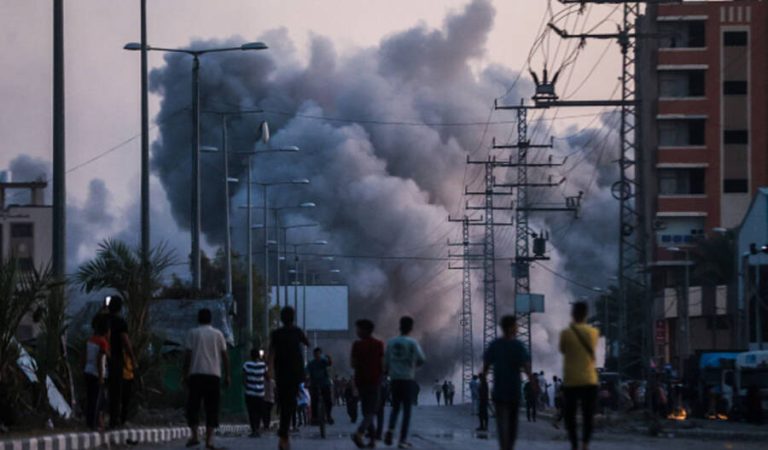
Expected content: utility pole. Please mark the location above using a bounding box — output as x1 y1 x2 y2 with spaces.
52 0 65 280
536 0 670 377
465 158 515 349
492 101 578 355
448 215 483 402
140 0 150 269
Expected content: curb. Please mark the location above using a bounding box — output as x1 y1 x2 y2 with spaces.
0 425 251 450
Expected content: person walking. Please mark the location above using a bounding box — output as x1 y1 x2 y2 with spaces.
477 373 489 432
524 380 537 422
243 348 267 437
306 347 335 425
183 308 230 450
350 319 385 448
482 315 532 450
269 307 310 450
84 315 110 430
105 295 138 428
559 301 600 450
442 381 450 406
433 380 442 405
384 316 426 449
470 375 480 414
448 381 456 406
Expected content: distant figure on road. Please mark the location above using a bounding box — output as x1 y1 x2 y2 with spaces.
243 348 267 437
306 347 335 425
433 379 442 405
384 316 426 449
183 308 230 450
442 381 450 406
559 301 600 450
351 319 384 448
447 381 456 405
105 295 138 428
523 377 538 422
482 315 532 450
269 306 310 450
477 373 490 432
470 375 480 414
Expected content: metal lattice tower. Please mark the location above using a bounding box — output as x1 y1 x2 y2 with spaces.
513 107 533 352
482 162 498 349
617 1 649 378
540 0 659 377
448 216 483 402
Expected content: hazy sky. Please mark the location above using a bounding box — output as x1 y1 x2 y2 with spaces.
0 0 620 205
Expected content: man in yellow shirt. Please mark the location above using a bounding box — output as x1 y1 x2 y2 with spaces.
559 301 599 450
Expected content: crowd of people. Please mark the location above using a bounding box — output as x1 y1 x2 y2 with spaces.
85 295 601 450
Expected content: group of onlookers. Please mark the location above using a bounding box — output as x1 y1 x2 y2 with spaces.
84 296 138 431
88 297 601 450
432 379 456 406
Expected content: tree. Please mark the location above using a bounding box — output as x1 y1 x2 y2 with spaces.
0 259 53 423
76 239 175 366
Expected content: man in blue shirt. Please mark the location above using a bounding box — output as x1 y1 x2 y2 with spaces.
384 316 426 449
482 315 532 450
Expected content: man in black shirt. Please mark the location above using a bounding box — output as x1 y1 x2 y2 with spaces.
106 295 138 428
269 307 309 450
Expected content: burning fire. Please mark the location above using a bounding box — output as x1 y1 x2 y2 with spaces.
706 413 728 421
667 408 688 421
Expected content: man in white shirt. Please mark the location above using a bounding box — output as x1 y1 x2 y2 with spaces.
183 308 230 449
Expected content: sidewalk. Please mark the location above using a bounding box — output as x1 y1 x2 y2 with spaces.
0 425 250 450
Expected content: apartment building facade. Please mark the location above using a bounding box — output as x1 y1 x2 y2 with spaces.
639 1 768 368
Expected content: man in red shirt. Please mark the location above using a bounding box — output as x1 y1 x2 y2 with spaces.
350 319 384 448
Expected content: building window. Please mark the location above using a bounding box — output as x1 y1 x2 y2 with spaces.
10 223 33 238
723 130 749 144
723 31 748 47
723 179 748 193
659 70 706 97
658 119 706 147
659 21 706 48
723 80 747 95
658 168 706 195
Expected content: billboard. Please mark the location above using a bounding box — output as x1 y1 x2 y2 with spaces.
271 285 349 331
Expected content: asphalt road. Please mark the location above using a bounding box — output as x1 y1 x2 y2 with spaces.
134 404 764 450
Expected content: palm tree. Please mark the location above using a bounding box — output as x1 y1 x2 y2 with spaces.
0 259 52 420
76 239 175 364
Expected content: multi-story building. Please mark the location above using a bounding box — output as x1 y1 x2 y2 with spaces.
0 171 52 342
639 1 768 369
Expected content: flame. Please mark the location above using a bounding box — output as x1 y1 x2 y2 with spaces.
667 408 688 421
706 413 728 421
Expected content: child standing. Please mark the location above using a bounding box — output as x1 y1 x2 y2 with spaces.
243 349 267 437
84 316 110 430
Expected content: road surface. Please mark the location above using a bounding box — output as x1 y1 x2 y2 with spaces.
135 405 762 450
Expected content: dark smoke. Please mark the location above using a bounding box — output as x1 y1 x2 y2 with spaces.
148 0 619 377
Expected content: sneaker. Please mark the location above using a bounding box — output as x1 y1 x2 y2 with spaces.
352 433 366 449
397 442 412 449
384 430 394 446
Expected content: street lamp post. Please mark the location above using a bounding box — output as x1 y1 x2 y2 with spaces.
288 241 328 312
274 222 319 307
669 246 692 368
237 143 300 345
124 41 268 290
201 110 263 301
251 180 310 338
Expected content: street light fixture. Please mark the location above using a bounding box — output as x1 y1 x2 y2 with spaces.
123 40 268 291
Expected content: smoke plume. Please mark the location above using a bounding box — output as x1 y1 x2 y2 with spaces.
148 0 620 378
